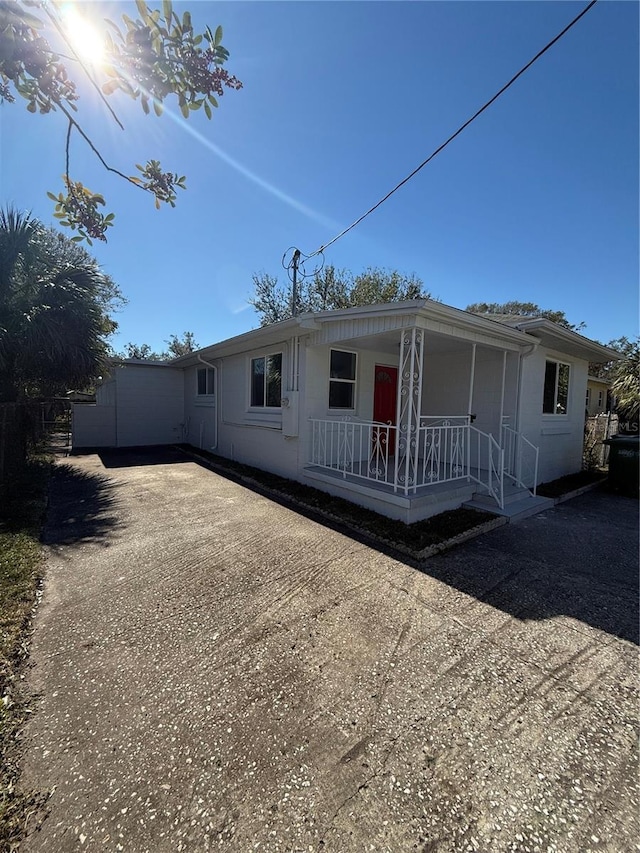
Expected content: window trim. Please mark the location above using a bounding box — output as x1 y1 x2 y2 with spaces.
542 359 571 416
196 366 215 397
249 351 283 410
328 348 357 411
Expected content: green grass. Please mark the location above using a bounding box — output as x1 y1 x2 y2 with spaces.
0 456 51 852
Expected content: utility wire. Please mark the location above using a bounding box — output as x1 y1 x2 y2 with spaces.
309 0 598 259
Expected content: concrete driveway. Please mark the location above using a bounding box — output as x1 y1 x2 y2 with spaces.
20 448 638 852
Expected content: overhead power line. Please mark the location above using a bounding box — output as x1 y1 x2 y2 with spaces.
308 0 598 259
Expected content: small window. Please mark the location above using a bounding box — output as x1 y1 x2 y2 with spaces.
586 388 591 407
543 360 570 414
329 349 356 409
250 353 282 408
597 390 603 408
197 367 215 396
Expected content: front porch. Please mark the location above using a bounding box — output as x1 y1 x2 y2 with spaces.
302 310 541 523
304 414 541 524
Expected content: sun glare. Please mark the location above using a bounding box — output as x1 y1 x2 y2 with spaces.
61 6 105 66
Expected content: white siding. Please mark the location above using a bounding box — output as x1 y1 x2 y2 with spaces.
72 403 116 448
304 344 399 422
183 364 218 451
422 349 472 417
183 344 300 480
518 347 589 483
115 364 184 446
71 363 184 448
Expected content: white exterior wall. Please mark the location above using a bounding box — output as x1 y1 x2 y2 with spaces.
72 363 184 448
302 342 400 468
115 364 184 446
183 363 218 452
304 343 399 422
186 343 300 480
518 347 589 483
471 348 509 437
422 349 472 417
422 345 518 436
72 403 116 448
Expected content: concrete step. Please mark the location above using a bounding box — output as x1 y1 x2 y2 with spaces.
471 486 532 507
464 494 555 522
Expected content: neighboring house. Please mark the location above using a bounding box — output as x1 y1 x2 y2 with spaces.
73 300 618 523
585 375 611 416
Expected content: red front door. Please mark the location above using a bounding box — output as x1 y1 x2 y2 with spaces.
373 365 398 456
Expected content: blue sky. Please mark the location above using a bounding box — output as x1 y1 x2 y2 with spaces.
1 1 638 352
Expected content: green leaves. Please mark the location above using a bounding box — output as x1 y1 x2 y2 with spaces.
46 180 114 245
4 1 242 242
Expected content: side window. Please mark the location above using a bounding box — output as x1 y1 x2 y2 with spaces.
250 353 282 407
329 350 356 409
197 367 215 396
543 360 570 414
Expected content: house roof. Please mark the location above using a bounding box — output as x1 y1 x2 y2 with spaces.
172 299 619 367
587 375 611 386
498 317 620 363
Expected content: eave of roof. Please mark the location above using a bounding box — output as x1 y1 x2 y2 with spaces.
506 318 620 363
171 300 618 367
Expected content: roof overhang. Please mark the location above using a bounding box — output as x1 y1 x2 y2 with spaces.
169 300 619 368
508 318 620 363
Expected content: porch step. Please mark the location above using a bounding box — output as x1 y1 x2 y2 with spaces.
464 493 554 522
470 484 531 507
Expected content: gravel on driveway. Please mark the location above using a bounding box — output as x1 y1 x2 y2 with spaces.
20 448 639 853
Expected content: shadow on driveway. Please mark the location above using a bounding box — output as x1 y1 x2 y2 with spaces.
69 447 639 645
43 463 121 548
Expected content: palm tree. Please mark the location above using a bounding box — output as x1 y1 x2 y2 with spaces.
0 207 121 402
610 338 639 423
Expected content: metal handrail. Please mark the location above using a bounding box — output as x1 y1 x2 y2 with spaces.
469 426 504 509
502 425 539 494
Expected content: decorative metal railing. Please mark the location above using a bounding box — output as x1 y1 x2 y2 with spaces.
309 417 536 510
310 417 472 493
502 425 539 494
310 417 396 485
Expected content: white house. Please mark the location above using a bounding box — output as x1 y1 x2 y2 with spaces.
73 300 618 523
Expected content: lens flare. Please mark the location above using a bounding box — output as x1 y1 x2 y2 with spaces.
61 5 105 66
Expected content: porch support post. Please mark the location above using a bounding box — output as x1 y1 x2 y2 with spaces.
394 326 424 495
468 344 476 415
499 350 507 431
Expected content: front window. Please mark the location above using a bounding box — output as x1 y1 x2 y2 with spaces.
251 353 282 407
329 349 356 409
543 360 570 414
197 367 215 396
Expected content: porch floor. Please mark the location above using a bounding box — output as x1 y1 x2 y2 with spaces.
304 459 472 500
303 461 547 524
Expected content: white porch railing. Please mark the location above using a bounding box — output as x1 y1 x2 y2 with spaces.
308 417 537 510
309 417 397 485
468 426 504 509
309 417 474 493
502 425 539 494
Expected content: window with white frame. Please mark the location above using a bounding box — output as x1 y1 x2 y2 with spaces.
543 360 570 414
597 390 604 408
197 367 215 396
250 352 282 407
586 388 591 407
329 349 356 409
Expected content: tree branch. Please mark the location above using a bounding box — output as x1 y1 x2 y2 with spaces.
43 3 125 132
58 101 147 194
